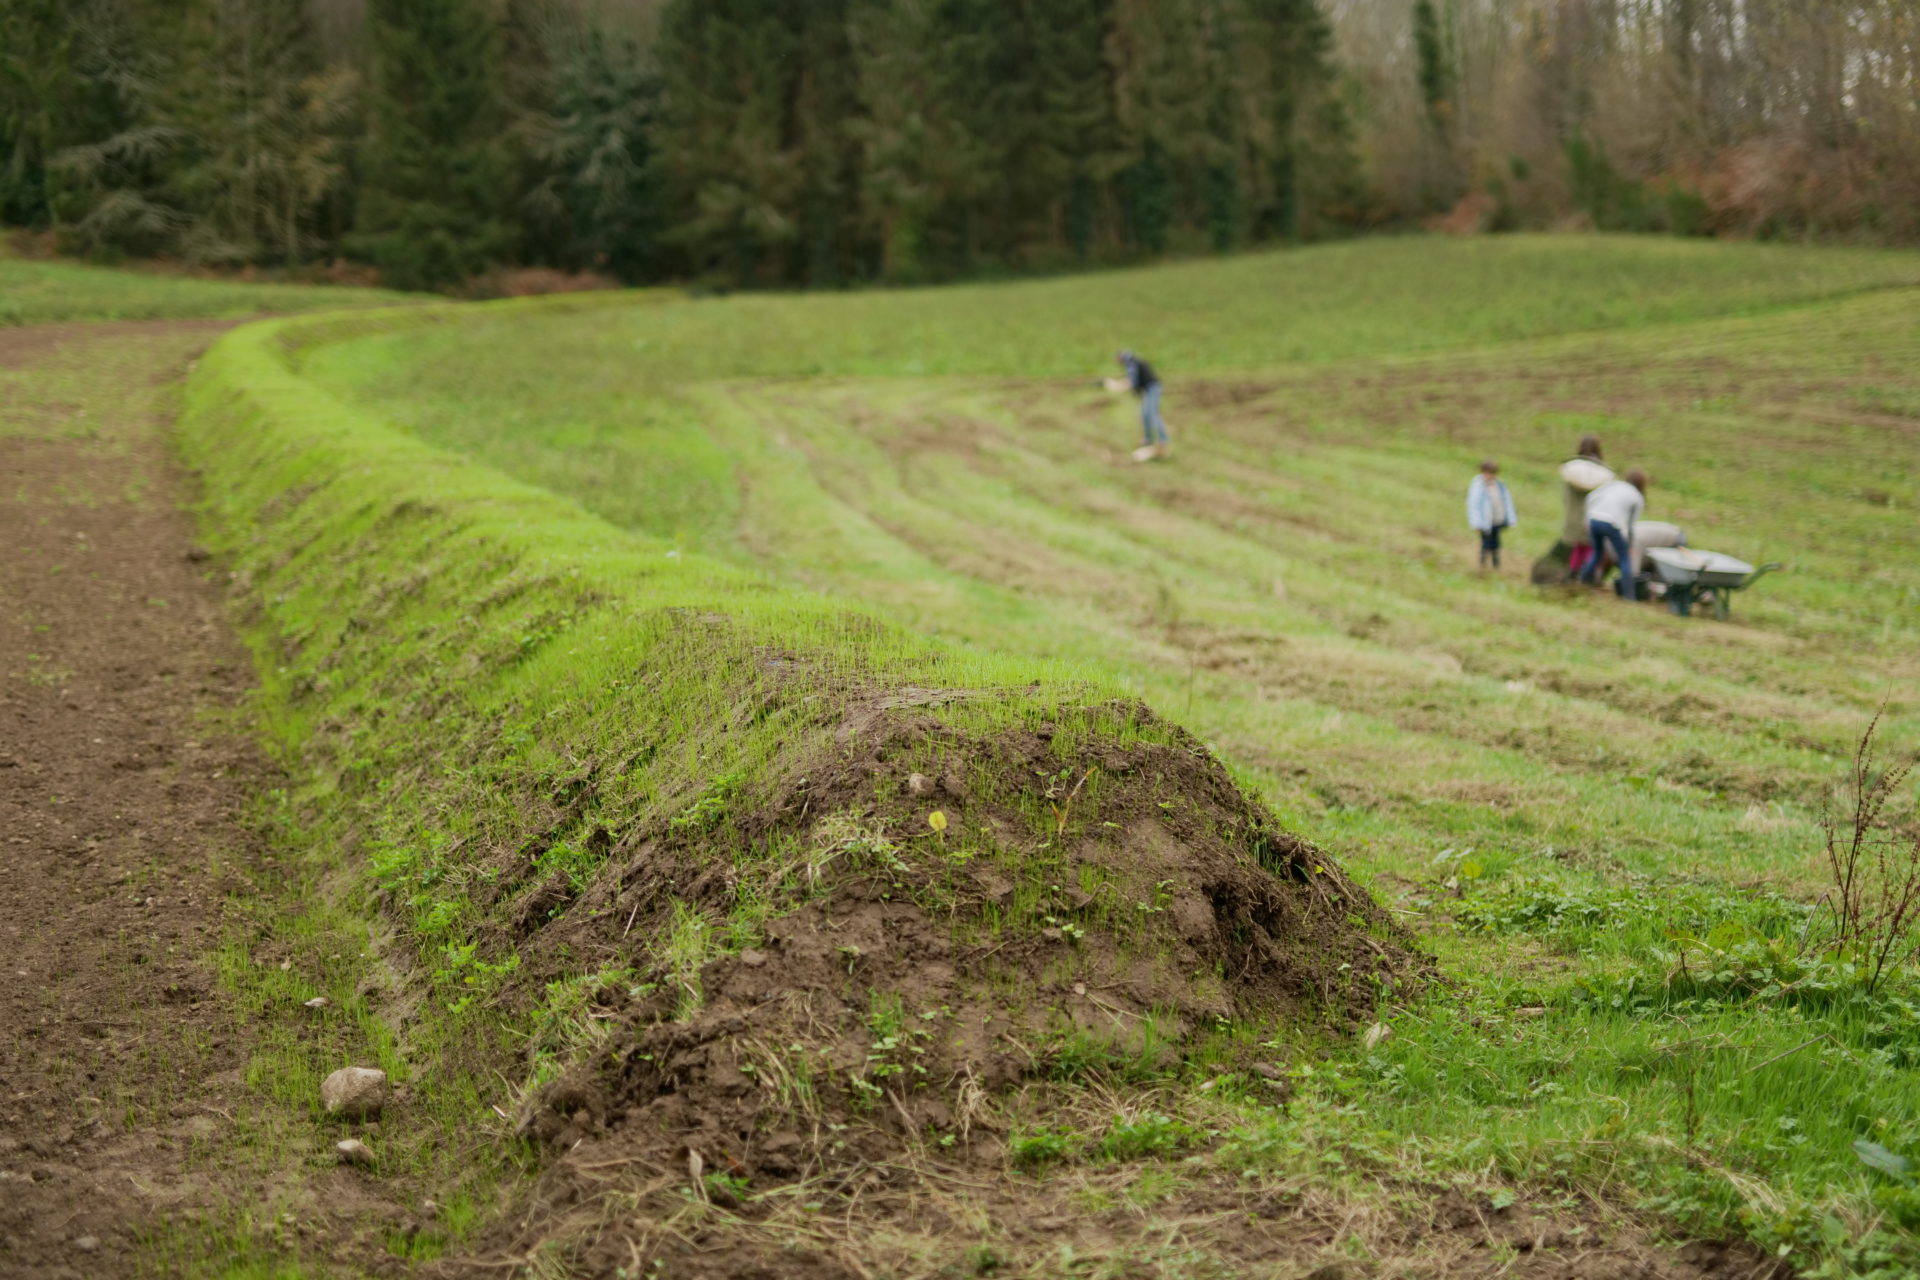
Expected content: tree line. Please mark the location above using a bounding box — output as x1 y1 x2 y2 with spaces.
0 0 1357 290
2 1 1913 293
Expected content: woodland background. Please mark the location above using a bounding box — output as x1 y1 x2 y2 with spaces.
1 0 1915 291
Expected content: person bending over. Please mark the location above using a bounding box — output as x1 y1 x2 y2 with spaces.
1105 349 1171 462
1581 468 1650 600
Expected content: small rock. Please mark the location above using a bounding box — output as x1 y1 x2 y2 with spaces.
72 1236 99 1254
907 772 933 796
304 997 329 1010
335 1138 375 1168
1252 1062 1285 1080
320 1066 389 1121
737 949 768 969
183 545 211 563
1360 1022 1393 1051
1039 926 1065 943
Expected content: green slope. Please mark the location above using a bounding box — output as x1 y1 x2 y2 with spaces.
288 234 1920 1271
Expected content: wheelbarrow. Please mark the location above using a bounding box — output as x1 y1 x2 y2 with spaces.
1646 547 1782 619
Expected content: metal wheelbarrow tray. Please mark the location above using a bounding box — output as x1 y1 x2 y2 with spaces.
1646 547 1781 619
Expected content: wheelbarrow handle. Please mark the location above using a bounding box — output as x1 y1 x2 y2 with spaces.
1741 562 1784 588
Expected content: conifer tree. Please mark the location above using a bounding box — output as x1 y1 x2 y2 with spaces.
1412 0 1451 131
787 0 861 284
521 20 663 281
353 0 510 289
1027 0 1120 261
653 0 807 285
847 0 993 279
1243 0 1343 239
30 0 175 253
0 0 78 226
159 0 346 265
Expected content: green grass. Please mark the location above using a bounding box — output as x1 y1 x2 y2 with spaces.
0 253 403 325
272 233 1920 1273
178 290 1413 1275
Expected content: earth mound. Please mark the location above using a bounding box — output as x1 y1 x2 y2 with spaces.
466 692 1426 1269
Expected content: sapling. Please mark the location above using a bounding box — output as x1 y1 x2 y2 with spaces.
1818 711 1920 995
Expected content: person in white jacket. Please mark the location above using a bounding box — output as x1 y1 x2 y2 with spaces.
1559 435 1613 572
1466 459 1517 570
1580 468 1650 599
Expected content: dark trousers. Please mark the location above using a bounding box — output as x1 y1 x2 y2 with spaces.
1582 519 1635 600
1478 525 1506 565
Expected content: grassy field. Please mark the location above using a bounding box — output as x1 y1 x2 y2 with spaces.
274 234 1920 1273
0 250 407 325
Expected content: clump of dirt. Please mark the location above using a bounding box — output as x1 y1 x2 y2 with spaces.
449 693 1428 1268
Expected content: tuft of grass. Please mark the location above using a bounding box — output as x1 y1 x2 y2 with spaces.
1096 1111 1198 1161
1009 1126 1078 1169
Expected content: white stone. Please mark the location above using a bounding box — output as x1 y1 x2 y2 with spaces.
320 1066 389 1121
335 1138 375 1167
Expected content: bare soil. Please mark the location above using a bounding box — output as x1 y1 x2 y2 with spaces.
0 321 388 1278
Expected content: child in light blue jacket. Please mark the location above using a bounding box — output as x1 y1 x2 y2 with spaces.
1467 459 1517 570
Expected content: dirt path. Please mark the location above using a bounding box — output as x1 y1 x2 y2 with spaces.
0 320 277 1278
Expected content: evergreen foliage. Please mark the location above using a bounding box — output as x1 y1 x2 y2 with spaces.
352 0 511 290
161 0 347 266
518 21 662 282
1412 0 1450 129
646 0 1350 284
6 0 1915 285
0 0 78 226
2 0 1354 287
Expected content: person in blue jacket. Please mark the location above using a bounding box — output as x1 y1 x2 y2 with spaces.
1104 349 1171 461
1467 459 1517 570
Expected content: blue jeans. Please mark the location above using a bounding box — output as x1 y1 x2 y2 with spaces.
1479 524 1506 563
1139 384 1169 446
1583 519 1635 599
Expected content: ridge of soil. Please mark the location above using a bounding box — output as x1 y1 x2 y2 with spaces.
436 701 1774 1279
